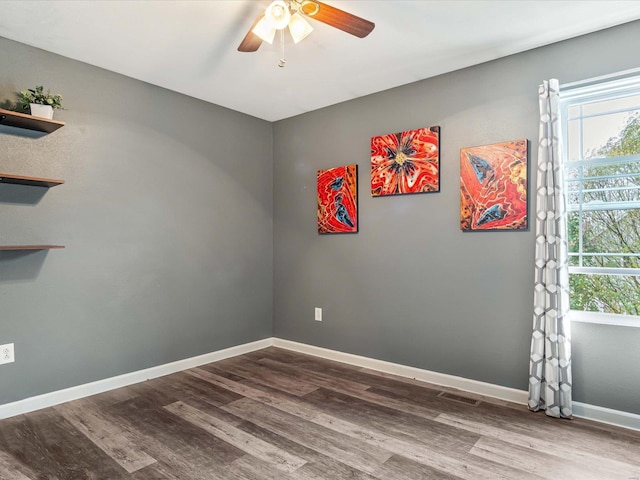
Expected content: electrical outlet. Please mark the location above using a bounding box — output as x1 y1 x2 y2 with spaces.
0 343 15 365
314 307 322 321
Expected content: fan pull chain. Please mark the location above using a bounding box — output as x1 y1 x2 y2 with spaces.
278 29 286 67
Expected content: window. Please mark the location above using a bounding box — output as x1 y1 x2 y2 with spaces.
560 74 640 325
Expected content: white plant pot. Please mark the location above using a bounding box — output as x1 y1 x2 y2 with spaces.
29 103 54 119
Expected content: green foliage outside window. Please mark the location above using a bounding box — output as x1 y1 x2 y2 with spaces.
568 112 640 315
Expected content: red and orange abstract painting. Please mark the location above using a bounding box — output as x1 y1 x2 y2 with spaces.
460 139 528 231
317 164 358 234
371 126 440 196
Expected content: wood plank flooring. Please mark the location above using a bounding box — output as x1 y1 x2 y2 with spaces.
1 347 639 479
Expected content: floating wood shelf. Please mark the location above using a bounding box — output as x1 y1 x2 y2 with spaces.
0 172 64 188
0 110 67 252
0 245 65 251
0 108 65 133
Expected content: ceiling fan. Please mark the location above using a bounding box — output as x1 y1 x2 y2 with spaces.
237 0 375 53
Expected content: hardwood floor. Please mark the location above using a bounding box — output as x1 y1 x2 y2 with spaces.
1 347 639 479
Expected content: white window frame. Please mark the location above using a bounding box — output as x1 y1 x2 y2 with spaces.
560 74 640 328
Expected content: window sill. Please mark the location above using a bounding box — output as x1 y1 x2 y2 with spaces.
568 310 640 328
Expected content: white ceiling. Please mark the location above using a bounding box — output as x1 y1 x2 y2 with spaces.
1 1 640 122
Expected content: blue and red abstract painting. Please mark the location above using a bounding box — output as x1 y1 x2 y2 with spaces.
460 139 528 231
317 164 358 234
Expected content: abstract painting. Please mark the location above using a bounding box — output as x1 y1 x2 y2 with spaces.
460 139 528 231
371 126 440 196
317 164 358 234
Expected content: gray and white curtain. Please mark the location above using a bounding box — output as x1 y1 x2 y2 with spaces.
528 79 573 418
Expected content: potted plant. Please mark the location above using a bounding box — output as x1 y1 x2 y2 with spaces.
18 85 63 120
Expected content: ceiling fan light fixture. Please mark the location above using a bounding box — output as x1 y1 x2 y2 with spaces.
252 16 277 44
238 0 375 55
265 0 291 30
288 12 313 43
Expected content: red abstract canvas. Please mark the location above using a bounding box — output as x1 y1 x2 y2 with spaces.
460 139 528 231
371 126 440 196
317 164 358 234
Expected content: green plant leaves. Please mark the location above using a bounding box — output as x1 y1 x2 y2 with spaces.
17 85 62 110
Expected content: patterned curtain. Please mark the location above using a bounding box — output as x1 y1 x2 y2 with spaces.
528 79 573 419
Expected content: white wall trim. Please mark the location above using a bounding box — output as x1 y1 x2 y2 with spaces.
572 401 640 432
272 338 529 404
273 338 640 432
0 338 273 420
3 336 638 432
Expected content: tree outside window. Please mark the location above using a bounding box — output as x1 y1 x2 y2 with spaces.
565 98 640 316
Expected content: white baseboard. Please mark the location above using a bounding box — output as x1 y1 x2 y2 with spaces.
273 339 640 432
0 338 273 420
572 401 640 431
272 338 529 404
2 336 638 432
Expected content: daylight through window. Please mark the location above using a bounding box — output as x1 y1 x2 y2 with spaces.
560 75 640 319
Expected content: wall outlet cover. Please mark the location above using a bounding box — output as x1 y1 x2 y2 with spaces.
314 307 322 321
0 343 15 365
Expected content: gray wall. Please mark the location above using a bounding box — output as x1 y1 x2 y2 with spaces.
0 37 273 405
273 21 640 415
2 21 639 416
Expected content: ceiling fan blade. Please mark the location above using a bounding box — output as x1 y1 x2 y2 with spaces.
238 14 265 52
303 1 375 38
